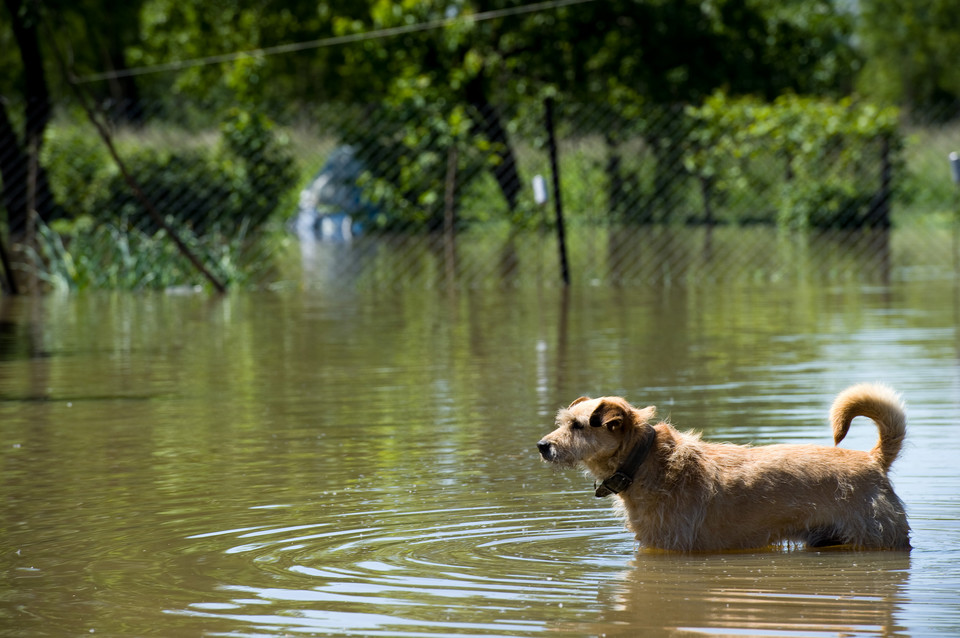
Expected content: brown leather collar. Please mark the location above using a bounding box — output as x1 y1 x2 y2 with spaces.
594 426 656 498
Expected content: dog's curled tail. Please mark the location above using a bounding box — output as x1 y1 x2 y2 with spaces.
830 383 906 472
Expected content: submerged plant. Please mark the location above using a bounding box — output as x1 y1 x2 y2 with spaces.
20 214 271 292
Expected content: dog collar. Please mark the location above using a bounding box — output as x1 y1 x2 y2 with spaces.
595 426 656 498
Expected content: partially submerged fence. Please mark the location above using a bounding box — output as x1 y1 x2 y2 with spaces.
1 96 960 292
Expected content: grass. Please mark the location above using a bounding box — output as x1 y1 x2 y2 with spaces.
20 214 282 292
898 119 960 221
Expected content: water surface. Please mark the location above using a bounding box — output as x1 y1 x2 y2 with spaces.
2 254 960 636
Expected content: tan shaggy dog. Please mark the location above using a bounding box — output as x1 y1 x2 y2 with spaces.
537 384 911 551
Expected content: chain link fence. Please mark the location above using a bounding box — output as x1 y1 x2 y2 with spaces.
2 96 960 292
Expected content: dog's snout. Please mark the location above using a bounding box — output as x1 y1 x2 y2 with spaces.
537 440 553 460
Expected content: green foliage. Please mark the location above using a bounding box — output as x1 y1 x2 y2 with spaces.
23 214 265 291
130 0 369 106
42 121 113 214
896 121 960 220
334 100 537 232
219 107 297 228
857 0 960 115
468 0 858 105
101 150 234 233
316 0 864 230
325 2 531 229
347 102 463 231
41 108 296 235
685 93 902 228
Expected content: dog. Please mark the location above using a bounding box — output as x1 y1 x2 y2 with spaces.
537 383 911 551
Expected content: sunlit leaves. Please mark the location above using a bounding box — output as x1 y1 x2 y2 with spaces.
685 92 902 228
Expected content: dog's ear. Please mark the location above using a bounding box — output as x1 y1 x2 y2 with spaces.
635 405 657 424
568 396 591 408
589 398 630 430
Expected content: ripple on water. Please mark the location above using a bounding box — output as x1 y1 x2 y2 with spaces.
174 501 628 636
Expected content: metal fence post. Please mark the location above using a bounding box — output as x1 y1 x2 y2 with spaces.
444 144 458 287
950 152 960 277
877 135 892 228
545 97 570 286
0 228 15 295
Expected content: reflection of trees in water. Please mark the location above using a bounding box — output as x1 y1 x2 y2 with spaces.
606 226 895 285
296 226 948 289
300 226 960 288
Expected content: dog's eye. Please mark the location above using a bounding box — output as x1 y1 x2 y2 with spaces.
571 422 584 430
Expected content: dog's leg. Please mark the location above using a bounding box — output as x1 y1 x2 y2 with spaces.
804 526 846 548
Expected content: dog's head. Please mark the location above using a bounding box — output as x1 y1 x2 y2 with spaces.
537 396 656 467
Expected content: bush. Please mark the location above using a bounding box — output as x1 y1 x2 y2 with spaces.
22 214 266 291
685 93 901 229
323 100 537 232
218 108 297 229
42 108 297 236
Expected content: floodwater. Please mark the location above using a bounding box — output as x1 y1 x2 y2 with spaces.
3 234 960 636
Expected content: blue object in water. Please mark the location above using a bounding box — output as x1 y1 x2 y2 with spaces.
292 145 378 241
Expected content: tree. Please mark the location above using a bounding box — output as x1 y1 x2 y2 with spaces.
1 0 61 237
857 0 960 116
2 0 152 238
501 0 859 221
1 0 868 236
128 0 371 110
67 0 147 123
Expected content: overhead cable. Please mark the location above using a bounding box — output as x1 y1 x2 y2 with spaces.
77 0 598 83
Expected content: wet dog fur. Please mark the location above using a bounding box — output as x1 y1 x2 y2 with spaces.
537 384 911 551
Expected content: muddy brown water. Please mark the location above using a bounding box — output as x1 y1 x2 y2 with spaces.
2 252 960 635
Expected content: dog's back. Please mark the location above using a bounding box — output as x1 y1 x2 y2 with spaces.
830 383 906 473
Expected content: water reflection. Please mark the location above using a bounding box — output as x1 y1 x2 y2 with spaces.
3 241 960 636
294 225 935 290
170 502 625 636
594 552 911 637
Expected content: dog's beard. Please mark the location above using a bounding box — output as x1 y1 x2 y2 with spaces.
544 455 579 469
540 446 605 475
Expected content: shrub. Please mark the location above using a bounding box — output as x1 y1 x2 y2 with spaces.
685 93 901 229
42 108 297 236
21 214 266 291
323 101 537 232
218 107 297 229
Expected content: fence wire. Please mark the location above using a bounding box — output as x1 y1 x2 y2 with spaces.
2 97 960 292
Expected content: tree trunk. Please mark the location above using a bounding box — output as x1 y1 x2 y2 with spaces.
2 0 61 236
104 46 145 125
0 100 29 234
604 133 626 217
466 76 520 211
865 135 892 229
85 10 145 125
